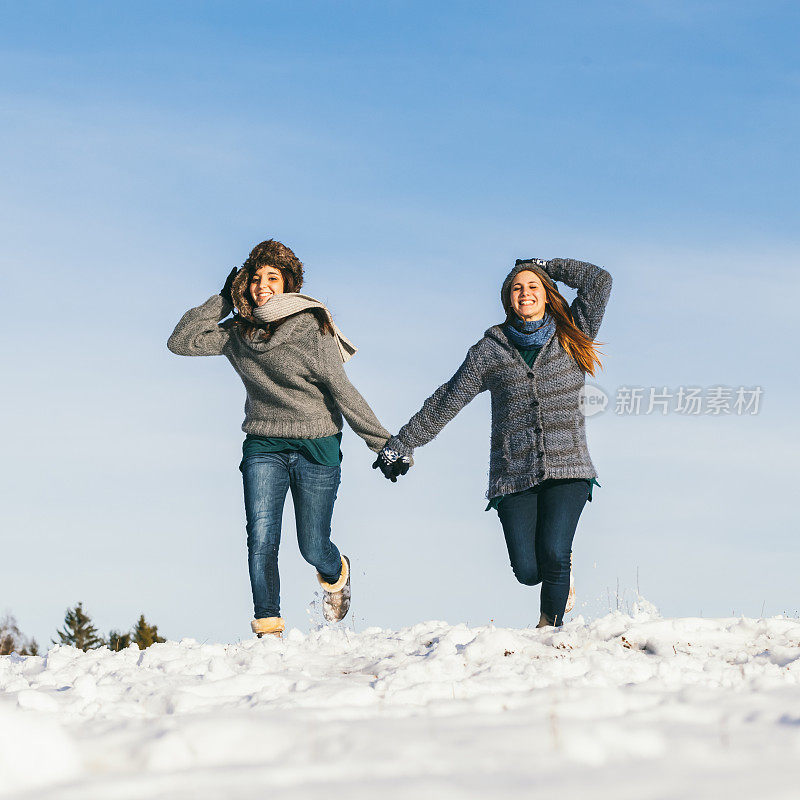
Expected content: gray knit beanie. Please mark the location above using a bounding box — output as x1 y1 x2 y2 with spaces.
501 259 558 315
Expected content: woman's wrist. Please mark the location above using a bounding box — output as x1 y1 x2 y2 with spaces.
384 435 413 458
544 258 573 287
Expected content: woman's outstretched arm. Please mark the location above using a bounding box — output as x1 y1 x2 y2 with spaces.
545 258 612 340
386 344 487 456
167 295 233 356
317 330 392 453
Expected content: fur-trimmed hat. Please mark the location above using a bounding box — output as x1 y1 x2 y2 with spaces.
230 239 304 322
501 259 558 316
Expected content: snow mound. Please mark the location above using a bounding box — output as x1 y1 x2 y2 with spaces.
2 609 800 798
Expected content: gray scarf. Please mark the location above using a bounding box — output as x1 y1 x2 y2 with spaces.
252 293 357 363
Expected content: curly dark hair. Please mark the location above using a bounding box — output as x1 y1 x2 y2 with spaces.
228 239 331 340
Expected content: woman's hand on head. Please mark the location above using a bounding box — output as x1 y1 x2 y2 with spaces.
220 267 238 305
515 257 548 268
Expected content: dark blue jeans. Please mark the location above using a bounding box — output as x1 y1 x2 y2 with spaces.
241 451 343 619
497 479 590 626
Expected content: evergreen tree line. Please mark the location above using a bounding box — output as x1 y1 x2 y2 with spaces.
0 602 166 656
0 613 38 656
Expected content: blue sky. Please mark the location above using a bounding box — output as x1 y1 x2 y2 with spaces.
1 2 798 645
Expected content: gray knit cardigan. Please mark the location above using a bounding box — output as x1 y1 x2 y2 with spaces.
386 259 612 499
167 295 391 452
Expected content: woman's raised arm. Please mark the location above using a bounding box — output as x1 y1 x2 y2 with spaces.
317 329 392 453
167 295 233 356
544 258 612 341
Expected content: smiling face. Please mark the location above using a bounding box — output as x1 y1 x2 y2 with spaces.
509 270 546 321
249 266 285 306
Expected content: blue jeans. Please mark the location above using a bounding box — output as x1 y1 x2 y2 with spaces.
241 451 343 619
497 479 590 626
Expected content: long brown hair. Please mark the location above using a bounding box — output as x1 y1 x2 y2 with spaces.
228 239 333 341
503 267 605 377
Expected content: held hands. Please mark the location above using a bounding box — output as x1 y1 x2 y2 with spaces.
372 446 412 483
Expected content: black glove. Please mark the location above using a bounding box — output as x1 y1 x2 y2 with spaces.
220 267 238 306
372 446 412 483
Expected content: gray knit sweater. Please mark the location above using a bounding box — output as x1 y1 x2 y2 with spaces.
387 259 612 499
167 295 391 452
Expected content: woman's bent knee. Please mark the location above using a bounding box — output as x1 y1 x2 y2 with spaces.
298 536 334 566
539 549 570 575
512 567 541 587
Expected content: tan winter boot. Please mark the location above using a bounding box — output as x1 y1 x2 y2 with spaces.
251 617 285 638
317 555 351 623
565 553 575 614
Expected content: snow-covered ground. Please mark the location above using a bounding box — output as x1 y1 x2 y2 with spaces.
1 602 799 799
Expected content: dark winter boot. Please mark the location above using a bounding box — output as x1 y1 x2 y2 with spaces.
317 555 351 623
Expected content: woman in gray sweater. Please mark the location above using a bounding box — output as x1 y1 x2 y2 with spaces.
168 240 392 637
376 258 612 627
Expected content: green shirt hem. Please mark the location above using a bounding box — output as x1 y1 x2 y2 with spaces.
485 478 601 512
240 432 343 469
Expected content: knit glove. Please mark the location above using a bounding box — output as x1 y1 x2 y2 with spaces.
220 267 238 306
372 446 412 483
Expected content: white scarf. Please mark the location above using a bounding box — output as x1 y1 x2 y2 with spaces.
252 293 357 363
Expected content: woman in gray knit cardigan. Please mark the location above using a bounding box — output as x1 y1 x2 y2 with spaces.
168 240 393 638
376 258 612 627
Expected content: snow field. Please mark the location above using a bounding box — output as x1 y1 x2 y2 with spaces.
1 602 800 799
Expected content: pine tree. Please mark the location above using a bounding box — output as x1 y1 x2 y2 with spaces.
0 613 39 656
107 630 132 651
0 627 14 656
0 615 19 656
54 602 104 651
132 614 166 650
